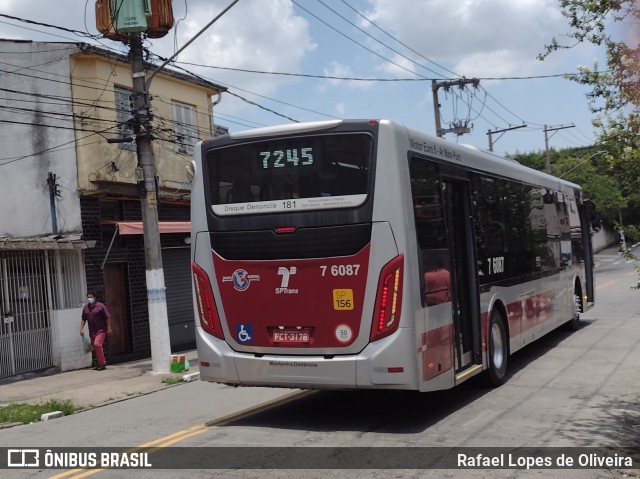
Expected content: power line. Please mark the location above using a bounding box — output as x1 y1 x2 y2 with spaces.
170 61 432 81
294 1 550 137
0 126 119 166
290 0 425 79
336 0 460 78
0 13 100 39
1 11 594 147
312 0 448 79
225 91 299 123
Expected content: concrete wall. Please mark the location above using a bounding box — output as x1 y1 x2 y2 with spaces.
0 41 82 238
50 308 92 372
70 51 215 195
592 226 618 252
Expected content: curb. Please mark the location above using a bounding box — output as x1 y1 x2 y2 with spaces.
0 422 24 429
41 411 64 421
181 372 200 382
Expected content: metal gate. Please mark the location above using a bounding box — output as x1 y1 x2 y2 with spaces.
0 249 84 378
162 247 196 350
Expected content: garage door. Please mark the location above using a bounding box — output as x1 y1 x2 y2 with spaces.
161 247 195 351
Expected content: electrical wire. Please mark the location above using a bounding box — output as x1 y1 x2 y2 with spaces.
0 12 597 155
336 0 460 78
0 13 100 39
312 0 448 79
290 0 425 79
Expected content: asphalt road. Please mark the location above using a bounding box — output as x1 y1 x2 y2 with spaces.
1 249 639 479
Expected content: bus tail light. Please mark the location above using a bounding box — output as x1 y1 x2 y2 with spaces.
192 262 224 340
370 255 404 342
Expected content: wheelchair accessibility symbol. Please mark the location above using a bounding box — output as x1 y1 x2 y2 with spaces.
236 324 253 344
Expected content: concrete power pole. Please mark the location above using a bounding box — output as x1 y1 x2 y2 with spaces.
129 33 171 374
544 124 575 174
486 124 527 152
97 0 239 374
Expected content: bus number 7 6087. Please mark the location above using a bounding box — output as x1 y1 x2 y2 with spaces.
320 265 361 277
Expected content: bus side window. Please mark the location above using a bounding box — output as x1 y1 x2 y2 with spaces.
409 158 451 306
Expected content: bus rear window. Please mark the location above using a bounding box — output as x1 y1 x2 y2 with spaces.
205 133 372 216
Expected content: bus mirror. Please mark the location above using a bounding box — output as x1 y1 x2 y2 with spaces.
584 199 601 232
591 211 601 232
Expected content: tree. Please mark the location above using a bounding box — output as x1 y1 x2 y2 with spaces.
539 0 640 247
539 2 639 195
511 147 629 226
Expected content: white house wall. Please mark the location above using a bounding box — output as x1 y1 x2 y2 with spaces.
0 41 82 238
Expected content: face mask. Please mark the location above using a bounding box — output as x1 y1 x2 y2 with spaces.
87 298 95 305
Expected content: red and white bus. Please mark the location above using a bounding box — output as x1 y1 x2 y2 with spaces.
190 119 595 391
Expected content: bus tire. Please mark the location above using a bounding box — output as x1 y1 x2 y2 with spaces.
563 284 582 331
486 309 508 386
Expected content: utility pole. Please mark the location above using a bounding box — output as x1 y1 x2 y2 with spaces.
544 124 574 174
487 124 527 152
97 0 238 373
431 80 443 138
129 32 171 374
432 78 479 138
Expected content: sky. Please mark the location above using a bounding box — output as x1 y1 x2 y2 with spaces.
0 0 612 156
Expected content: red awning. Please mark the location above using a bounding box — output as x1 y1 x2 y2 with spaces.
100 220 191 235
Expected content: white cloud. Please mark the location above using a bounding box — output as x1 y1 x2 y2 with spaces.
363 0 572 77
157 0 316 96
334 102 346 116
322 60 374 90
0 0 600 150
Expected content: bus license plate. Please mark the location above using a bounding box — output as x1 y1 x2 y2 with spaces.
273 329 311 343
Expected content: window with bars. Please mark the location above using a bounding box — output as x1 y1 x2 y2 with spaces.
172 101 198 155
114 87 136 151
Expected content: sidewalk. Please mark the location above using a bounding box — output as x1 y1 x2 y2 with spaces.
0 350 199 422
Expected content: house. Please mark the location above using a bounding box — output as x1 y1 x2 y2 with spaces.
0 39 226 378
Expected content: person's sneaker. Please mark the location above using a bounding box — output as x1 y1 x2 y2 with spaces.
96 365 106 371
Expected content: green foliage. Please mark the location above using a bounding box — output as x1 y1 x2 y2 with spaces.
537 1 640 241
161 376 183 385
621 224 640 244
0 399 80 424
511 148 629 225
539 0 640 198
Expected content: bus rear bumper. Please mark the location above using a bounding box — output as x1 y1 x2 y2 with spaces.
196 327 418 390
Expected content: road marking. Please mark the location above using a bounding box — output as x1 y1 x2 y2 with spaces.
596 270 639 291
48 390 312 479
596 279 620 290
47 426 208 479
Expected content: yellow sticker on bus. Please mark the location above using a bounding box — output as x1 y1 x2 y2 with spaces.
333 289 354 310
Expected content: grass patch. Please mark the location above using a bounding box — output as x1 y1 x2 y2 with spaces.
0 399 80 424
161 376 183 385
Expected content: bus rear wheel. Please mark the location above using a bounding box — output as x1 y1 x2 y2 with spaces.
486 309 508 386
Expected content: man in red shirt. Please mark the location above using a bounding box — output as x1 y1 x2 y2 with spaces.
80 292 112 370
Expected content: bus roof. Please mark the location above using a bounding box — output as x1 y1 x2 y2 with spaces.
211 119 582 197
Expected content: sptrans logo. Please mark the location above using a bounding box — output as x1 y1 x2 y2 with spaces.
222 269 260 292
276 267 298 294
